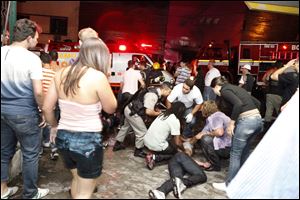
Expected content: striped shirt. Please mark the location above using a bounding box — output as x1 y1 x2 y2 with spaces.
175 67 191 85
42 68 56 94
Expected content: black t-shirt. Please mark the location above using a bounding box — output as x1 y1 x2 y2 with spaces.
267 78 283 96
215 96 232 117
278 72 299 106
242 74 255 92
194 66 205 94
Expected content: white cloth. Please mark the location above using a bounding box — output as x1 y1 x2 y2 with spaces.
238 76 245 84
226 90 299 199
204 67 221 86
121 68 143 94
185 113 193 123
144 114 180 152
167 83 203 108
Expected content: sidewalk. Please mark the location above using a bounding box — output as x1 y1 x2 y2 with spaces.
10 145 228 199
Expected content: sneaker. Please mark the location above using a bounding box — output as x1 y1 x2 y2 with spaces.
31 188 49 199
212 182 227 192
133 148 147 158
148 189 165 199
145 153 155 170
50 151 59 161
117 125 121 131
42 141 51 148
1 186 19 199
112 141 126 152
173 177 186 199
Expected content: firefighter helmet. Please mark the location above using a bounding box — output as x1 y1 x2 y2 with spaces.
153 62 160 70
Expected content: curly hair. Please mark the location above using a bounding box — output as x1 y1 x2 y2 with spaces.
201 100 219 118
162 101 186 125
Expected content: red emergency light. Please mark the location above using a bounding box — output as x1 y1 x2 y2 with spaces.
282 45 287 50
119 45 127 51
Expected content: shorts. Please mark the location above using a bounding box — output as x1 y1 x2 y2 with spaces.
55 129 103 179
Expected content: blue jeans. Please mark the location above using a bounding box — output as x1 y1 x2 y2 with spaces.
226 115 263 185
42 125 50 143
203 86 217 101
1 113 41 199
41 125 57 151
55 130 103 178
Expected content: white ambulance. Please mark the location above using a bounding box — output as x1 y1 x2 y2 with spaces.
46 42 174 93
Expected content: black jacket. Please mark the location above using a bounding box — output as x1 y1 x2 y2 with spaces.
220 83 260 121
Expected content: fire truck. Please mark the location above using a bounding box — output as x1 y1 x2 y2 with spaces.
237 41 299 85
197 41 299 85
197 42 235 83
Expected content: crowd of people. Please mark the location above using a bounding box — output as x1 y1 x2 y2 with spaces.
1 18 299 199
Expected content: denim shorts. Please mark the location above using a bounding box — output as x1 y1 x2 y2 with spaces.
55 129 103 179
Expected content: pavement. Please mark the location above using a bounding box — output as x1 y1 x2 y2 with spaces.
9 134 229 199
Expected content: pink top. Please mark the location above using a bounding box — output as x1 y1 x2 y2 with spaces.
57 99 103 132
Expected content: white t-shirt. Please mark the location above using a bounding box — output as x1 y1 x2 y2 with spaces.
205 67 221 86
239 76 245 84
144 114 180 151
167 83 203 108
121 68 143 94
1 45 43 115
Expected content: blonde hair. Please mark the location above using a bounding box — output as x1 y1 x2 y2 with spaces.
78 27 98 42
201 100 219 118
61 37 111 96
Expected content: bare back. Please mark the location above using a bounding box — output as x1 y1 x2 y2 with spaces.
55 66 117 114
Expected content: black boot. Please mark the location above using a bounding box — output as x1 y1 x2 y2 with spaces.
113 141 126 152
134 148 147 158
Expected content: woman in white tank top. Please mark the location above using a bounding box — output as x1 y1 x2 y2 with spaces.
43 37 117 199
